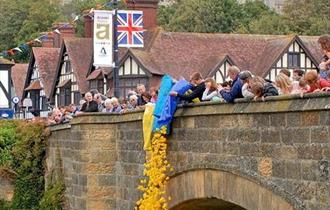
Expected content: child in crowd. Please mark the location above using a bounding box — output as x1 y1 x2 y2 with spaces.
202 78 222 101
304 70 330 93
292 77 309 94
141 93 152 104
292 69 305 82
150 87 158 103
275 73 293 95
250 79 278 101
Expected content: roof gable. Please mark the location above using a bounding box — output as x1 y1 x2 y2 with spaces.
11 63 28 101
26 47 61 98
64 38 93 93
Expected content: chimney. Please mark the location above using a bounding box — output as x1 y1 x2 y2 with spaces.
52 23 75 48
126 0 159 30
83 14 93 38
40 32 55 48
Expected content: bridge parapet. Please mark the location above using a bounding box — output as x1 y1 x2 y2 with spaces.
47 93 330 210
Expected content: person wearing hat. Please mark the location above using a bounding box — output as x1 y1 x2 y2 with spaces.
239 70 254 99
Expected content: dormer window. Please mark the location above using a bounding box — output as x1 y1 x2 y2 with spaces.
288 52 300 68
64 54 71 73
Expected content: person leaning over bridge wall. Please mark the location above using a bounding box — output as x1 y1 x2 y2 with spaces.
318 34 330 79
239 70 254 99
250 76 279 101
218 66 244 103
304 70 330 93
202 77 223 102
170 72 205 103
275 73 294 95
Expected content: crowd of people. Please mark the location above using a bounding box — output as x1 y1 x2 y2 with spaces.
47 84 158 125
48 34 330 125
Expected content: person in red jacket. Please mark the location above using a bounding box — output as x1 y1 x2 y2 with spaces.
304 70 330 93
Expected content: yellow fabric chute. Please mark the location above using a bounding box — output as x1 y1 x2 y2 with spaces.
143 103 155 151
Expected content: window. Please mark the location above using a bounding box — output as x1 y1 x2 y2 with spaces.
65 60 71 73
59 86 71 106
288 52 300 68
89 79 104 94
74 92 81 105
41 96 48 110
119 77 148 98
30 90 40 110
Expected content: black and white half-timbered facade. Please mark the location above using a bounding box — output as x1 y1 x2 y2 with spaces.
0 58 14 115
23 47 60 117
265 37 320 81
51 38 92 107
211 56 235 84
55 52 80 107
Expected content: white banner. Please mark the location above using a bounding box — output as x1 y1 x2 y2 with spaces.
93 10 113 67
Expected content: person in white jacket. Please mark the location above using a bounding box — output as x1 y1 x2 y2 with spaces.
239 70 254 99
202 78 222 101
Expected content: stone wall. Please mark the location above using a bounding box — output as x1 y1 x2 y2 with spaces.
47 93 330 210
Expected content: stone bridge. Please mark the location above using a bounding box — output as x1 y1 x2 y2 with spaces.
47 93 330 210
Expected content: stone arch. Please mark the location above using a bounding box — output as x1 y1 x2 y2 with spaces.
166 169 294 210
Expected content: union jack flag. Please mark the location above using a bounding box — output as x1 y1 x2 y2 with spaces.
117 10 144 48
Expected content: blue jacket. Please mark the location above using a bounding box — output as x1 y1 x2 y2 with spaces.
220 76 243 103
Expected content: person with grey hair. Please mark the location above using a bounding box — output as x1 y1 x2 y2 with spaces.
77 92 98 114
127 94 138 110
110 97 122 113
94 93 105 112
102 98 113 113
239 70 254 98
218 66 243 103
136 84 147 106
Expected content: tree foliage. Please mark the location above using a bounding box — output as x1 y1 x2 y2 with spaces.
0 0 63 51
0 120 52 210
158 0 330 35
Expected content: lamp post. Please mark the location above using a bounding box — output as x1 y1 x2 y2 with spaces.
112 0 120 98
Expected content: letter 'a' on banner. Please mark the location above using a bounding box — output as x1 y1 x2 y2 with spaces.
93 10 113 67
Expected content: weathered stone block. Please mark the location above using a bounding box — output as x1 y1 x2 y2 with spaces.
281 127 310 144
285 160 301 180
296 144 323 160
301 112 320 126
310 126 329 143
260 127 281 143
270 114 286 127
98 175 116 186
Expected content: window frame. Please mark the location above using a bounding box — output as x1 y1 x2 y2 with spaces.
288 52 300 68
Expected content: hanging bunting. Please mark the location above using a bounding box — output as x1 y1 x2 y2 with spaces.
54 29 61 34
13 47 22 53
0 4 102 58
34 38 42 43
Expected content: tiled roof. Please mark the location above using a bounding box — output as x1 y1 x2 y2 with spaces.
32 47 61 98
11 63 28 100
64 37 93 93
86 69 102 80
299 36 323 64
132 30 297 79
25 80 42 91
